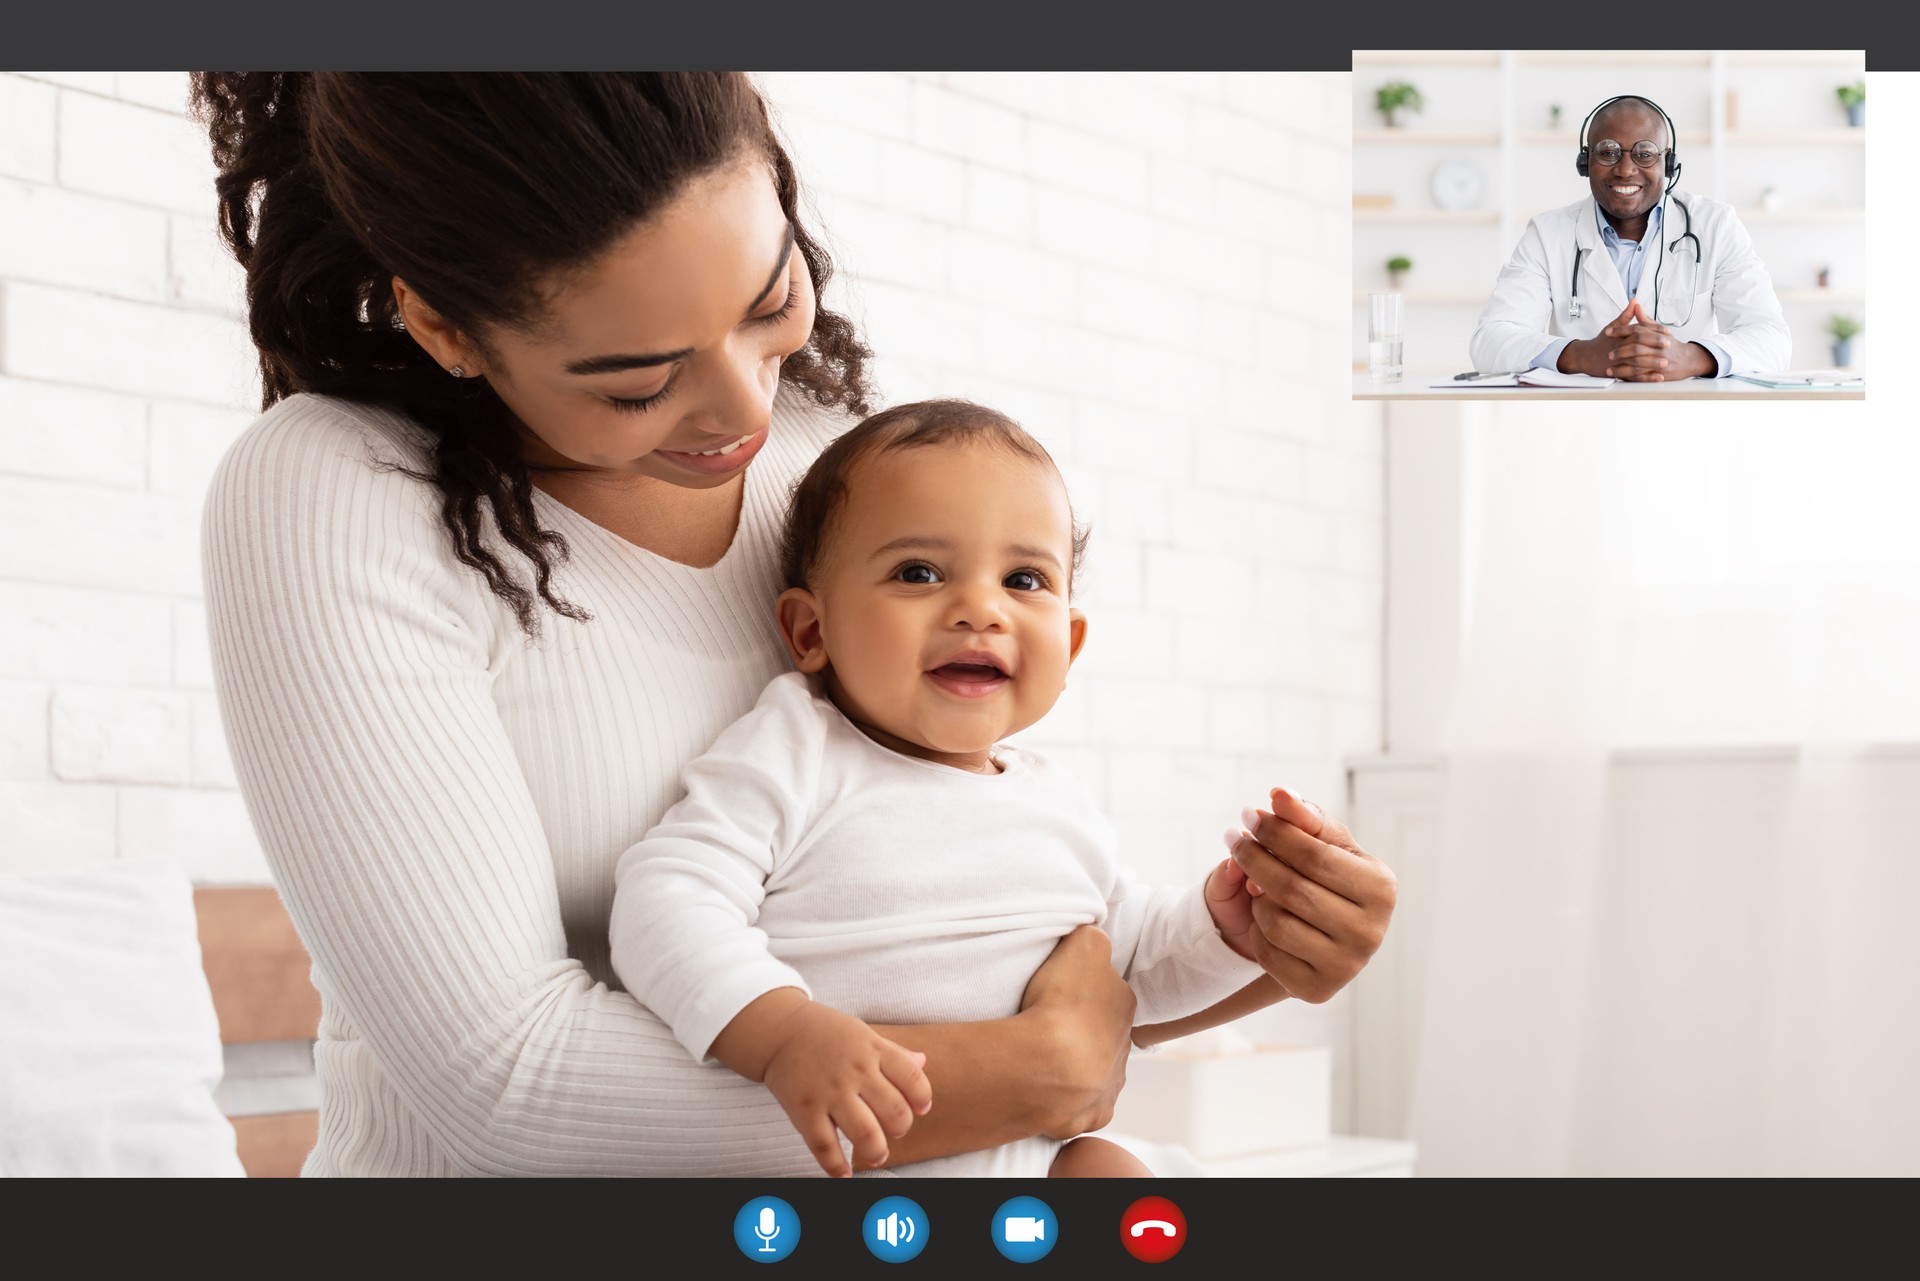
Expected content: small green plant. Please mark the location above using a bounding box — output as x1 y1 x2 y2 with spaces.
1375 81 1425 125
1836 81 1866 109
1387 255 1412 274
1828 314 1863 341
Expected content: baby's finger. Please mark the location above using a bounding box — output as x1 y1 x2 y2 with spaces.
1207 849 1248 897
831 1097 892 1170
798 1113 851 1179
880 1044 934 1117
863 1076 918 1140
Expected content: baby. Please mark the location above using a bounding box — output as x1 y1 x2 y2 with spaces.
610 399 1274 1178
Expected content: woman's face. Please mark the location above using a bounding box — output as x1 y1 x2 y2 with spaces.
450 152 816 490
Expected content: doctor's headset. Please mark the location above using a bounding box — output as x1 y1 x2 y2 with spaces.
1569 95 1703 325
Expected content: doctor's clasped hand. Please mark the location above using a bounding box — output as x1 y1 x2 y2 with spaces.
1560 299 1715 382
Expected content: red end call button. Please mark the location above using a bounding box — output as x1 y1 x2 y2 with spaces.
1120 1195 1187 1263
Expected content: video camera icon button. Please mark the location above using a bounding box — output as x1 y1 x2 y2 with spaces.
992 1195 1058 1262
863 1196 930 1263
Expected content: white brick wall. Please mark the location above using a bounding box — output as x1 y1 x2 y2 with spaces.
0 72 263 882
0 73 1383 1073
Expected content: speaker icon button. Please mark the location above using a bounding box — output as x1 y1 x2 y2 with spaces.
863 1195 930 1263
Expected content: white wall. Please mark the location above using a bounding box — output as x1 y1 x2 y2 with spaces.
0 71 1382 1104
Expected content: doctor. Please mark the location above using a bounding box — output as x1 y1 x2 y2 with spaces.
1470 95 1790 380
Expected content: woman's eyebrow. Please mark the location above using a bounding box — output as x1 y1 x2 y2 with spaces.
564 224 796 378
746 223 797 313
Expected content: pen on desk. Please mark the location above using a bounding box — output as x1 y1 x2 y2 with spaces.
1451 369 1526 380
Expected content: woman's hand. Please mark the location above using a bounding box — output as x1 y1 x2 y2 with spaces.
1018 924 1136 1140
1226 787 1397 1004
859 926 1133 1167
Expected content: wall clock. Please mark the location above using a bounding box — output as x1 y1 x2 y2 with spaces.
1430 159 1485 211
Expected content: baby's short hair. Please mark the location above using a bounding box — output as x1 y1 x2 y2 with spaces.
779 398 1091 593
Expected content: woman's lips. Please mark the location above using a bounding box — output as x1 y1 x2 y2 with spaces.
654 424 770 476
926 663 1009 698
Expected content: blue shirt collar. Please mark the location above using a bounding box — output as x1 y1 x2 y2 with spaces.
1596 197 1663 249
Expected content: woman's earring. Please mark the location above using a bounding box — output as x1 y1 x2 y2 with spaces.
448 365 466 378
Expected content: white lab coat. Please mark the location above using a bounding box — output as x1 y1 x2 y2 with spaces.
1469 194 1791 376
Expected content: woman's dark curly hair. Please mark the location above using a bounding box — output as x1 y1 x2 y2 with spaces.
189 73 873 636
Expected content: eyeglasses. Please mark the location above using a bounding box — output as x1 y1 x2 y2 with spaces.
1589 141 1667 169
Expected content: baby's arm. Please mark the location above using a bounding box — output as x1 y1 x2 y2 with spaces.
708 988 932 1178
611 677 933 1177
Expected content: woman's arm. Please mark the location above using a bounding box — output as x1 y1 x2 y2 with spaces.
1131 976 1288 1049
206 400 1123 1174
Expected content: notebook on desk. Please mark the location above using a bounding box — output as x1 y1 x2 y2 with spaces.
1430 367 1617 389
1730 371 1865 389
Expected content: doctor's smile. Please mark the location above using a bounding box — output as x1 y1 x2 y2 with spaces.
1470 93 1790 381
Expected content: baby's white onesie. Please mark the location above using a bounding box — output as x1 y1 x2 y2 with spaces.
611 671 1261 1177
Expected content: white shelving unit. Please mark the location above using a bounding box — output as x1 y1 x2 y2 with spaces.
1352 49 1867 373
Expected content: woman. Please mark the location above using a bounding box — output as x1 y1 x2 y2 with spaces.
193 72 1396 1175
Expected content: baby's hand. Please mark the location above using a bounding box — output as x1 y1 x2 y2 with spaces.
762 1002 933 1177
1206 829 1262 962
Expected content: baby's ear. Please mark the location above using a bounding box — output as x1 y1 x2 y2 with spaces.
775 587 830 673
1066 608 1089 668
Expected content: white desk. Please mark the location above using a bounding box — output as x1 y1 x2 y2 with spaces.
1352 373 1865 401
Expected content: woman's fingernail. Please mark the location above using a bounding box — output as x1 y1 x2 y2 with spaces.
1240 806 1261 831
1222 826 1241 852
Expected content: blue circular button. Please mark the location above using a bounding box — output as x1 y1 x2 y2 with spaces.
863 1195 930 1263
992 1195 1058 1262
733 1196 800 1263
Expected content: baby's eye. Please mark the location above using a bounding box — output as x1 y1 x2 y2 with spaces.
896 563 941 585
1005 570 1045 592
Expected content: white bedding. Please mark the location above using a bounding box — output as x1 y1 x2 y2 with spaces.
0 858 244 1177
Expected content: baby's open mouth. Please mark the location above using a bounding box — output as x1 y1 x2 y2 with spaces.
931 661 1006 679
926 659 1011 697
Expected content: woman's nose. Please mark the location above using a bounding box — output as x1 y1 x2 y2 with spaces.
708 340 777 436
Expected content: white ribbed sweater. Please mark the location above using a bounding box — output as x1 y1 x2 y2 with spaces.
203 389 846 1176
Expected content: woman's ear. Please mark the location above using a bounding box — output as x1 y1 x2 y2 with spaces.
392 276 482 377
1066 608 1089 668
775 587 830 673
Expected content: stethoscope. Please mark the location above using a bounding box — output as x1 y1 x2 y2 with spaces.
1567 195 1701 326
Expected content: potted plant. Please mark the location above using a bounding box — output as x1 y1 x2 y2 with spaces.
1828 314 1862 367
1549 103 1562 130
1386 255 1412 290
1836 80 1865 127
1375 81 1424 129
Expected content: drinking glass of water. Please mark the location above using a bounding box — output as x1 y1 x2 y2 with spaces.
1367 292 1404 384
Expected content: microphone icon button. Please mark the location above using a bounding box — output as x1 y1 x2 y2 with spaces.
733 1196 800 1263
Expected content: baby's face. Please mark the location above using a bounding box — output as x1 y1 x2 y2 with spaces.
780 440 1087 773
